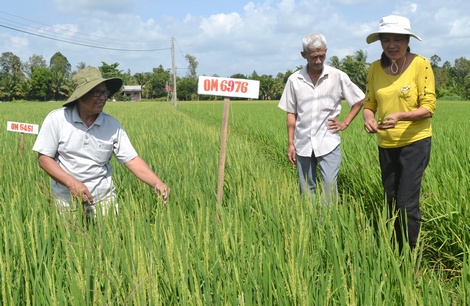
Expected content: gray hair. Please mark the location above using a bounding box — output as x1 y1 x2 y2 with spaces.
302 33 327 52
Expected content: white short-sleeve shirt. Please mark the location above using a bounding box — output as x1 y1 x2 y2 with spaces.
33 105 138 203
278 65 364 157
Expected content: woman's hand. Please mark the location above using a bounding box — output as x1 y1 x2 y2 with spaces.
378 115 398 129
364 117 379 133
363 108 379 133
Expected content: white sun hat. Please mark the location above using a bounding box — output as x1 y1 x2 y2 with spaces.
366 15 422 44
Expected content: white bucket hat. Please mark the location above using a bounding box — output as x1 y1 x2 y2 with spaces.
366 15 422 44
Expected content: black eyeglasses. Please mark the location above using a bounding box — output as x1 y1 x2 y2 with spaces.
92 90 110 98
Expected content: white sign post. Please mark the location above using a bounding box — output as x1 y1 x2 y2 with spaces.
197 76 260 204
7 121 39 154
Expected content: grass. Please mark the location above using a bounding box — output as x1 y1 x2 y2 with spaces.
0 99 468 305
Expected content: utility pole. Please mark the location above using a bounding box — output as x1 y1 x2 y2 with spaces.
171 36 177 107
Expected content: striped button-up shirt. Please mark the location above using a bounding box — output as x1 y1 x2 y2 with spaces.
278 65 364 157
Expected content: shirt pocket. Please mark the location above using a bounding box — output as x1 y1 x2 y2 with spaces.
399 85 418 109
94 141 114 164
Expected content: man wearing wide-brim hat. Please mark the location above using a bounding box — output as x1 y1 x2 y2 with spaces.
33 66 170 217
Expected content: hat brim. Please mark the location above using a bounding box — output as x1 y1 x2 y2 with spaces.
63 78 123 107
366 31 422 44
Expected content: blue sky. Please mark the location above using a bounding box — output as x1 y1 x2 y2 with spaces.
1 0 469 78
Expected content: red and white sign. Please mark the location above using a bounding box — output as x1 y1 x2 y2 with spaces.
197 76 260 99
7 121 39 134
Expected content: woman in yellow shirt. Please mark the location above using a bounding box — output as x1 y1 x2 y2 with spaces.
363 15 436 252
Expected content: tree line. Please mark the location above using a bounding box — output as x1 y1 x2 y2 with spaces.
1 50 469 102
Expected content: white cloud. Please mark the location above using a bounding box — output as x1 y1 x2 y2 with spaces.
199 13 243 37
10 36 29 50
48 24 79 40
448 18 470 43
2 0 469 76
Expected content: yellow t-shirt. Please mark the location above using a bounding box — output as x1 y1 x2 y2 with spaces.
364 55 436 148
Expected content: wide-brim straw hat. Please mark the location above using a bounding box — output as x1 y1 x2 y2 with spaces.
63 66 122 107
366 15 422 44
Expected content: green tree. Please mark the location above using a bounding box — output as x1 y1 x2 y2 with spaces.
24 54 47 79
50 71 70 101
464 73 470 99
276 70 294 86
120 69 137 87
185 54 198 79
134 72 151 86
16 80 32 100
430 54 441 68
448 57 470 99
0 77 17 101
245 72 284 100
230 73 247 79
50 52 71 78
133 72 153 99
0 52 25 101
98 62 124 100
147 65 171 99
442 61 451 70
433 66 451 98
99 62 123 79
338 50 368 92
250 70 260 79
30 67 52 101
257 74 282 100
328 55 341 69
177 77 197 101
0 52 24 80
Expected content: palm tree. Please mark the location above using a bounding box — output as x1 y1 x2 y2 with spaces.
16 80 32 100
336 50 368 92
328 56 341 69
50 71 70 101
0 77 17 101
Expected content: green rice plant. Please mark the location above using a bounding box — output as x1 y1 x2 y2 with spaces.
0 100 468 305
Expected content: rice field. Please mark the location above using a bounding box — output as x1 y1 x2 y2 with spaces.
0 99 469 305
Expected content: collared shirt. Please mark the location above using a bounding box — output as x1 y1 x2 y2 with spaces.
32 105 138 203
278 65 364 157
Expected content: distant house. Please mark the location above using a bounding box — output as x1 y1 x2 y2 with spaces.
122 85 142 101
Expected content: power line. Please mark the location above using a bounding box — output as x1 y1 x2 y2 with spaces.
0 24 170 52
172 37 192 71
0 10 142 45
0 10 193 74
0 10 171 52
173 37 187 59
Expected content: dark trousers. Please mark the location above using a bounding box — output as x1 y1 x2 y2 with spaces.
378 137 431 251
